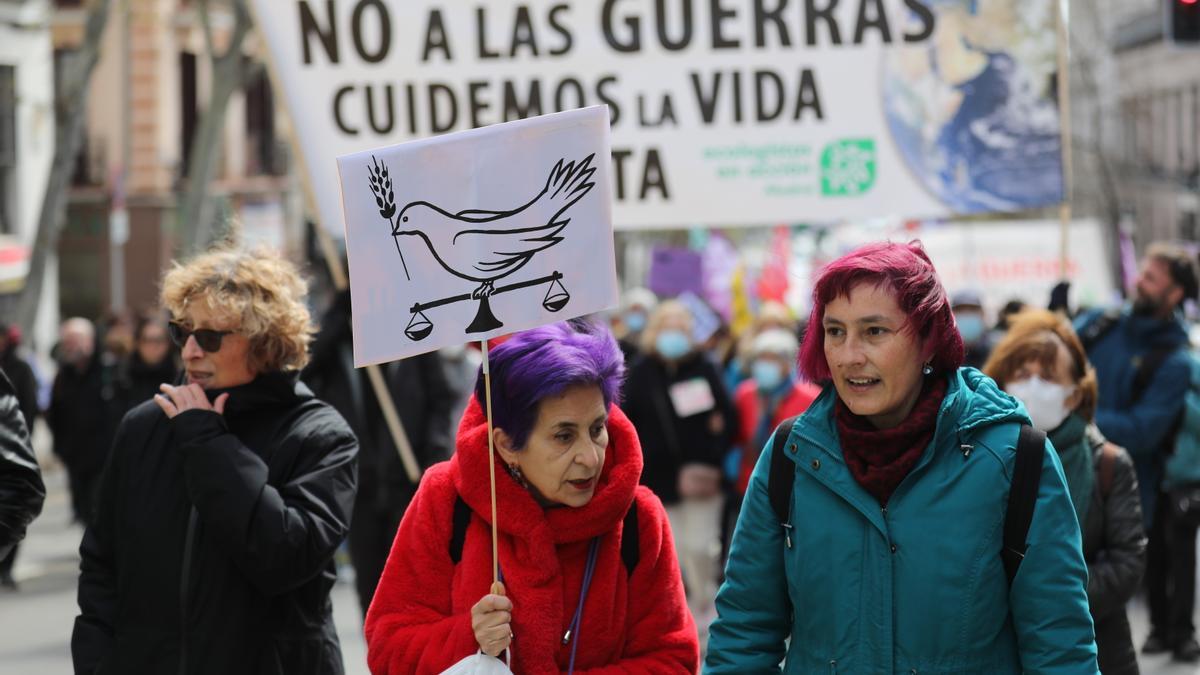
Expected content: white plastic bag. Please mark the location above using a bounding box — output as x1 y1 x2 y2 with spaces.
439 650 514 675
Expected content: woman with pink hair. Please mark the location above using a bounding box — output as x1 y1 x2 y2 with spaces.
705 241 1098 673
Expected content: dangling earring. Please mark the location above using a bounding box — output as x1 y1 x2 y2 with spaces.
922 363 933 376
506 463 529 489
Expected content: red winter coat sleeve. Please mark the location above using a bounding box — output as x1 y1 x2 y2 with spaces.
575 490 699 674
364 468 478 674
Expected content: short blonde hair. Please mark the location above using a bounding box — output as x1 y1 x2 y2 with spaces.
161 247 314 373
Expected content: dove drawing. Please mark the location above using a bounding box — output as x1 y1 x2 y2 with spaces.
389 154 596 301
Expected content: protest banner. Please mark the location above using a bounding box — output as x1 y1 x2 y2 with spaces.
337 105 618 366
250 0 1064 232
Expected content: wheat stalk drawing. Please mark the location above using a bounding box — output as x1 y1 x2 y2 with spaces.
369 155 410 280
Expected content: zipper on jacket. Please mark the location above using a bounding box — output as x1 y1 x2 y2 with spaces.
178 507 198 675
829 659 837 673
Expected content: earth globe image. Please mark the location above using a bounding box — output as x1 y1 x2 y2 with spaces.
882 0 1063 213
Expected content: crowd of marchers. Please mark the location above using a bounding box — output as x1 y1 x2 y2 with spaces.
0 239 1199 674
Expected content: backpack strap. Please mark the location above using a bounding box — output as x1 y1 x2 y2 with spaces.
1130 346 1177 406
1077 309 1121 352
1002 424 1046 585
621 499 639 576
449 493 642 575
1098 443 1119 499
767 415 801 548
449 495 472 564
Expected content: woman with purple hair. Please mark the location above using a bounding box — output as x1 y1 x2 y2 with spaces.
706 241 1099 673
365 320 699 674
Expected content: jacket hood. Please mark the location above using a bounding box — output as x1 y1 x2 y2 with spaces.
451 396 643 545
800 367 1029 454
943 367 1030 435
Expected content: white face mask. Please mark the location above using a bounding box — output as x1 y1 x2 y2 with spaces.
1005 375 1075 432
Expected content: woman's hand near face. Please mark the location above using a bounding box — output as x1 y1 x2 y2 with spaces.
471 582 513 657
154 383 229 419
678 463 723 499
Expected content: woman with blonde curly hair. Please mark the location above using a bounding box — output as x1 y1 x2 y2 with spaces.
72 247 359 675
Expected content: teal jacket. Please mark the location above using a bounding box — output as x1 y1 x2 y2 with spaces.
1164 351 1200 490
705 368 1098 674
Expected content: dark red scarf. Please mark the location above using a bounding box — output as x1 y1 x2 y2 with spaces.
835 377 949 505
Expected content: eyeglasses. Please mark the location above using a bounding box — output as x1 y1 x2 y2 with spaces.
168 322 233 352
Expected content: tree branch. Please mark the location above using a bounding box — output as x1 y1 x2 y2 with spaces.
198 0 216 63
176 0 256 254
15 0 115 335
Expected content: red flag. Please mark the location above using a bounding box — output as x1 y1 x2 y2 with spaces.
755 226 791 303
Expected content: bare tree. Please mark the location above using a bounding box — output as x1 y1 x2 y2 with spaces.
1068 1 1129 288
14 0 114 335
176 0 261 254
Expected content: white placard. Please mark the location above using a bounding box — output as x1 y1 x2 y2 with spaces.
669 377 717 418
250 0 1064 232
338 106 618 366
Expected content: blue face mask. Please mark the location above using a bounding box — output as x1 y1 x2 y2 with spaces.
655 330 692 360
624 311 647 333
956 313 985 344
752 359 787 391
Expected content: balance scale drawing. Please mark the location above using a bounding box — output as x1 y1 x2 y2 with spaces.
367 153 595 341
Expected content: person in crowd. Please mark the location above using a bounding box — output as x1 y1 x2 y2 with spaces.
0 322 38 429
48 317 120 526
364 321 698 673
303 288 457 616
117 313 179 414
985 310 1146 674
1075 243 1199 661
724 300 796 393
614 287 658 366
622 300 736 643
706 241 1098 673
0 369 46 591
72 247 359 675
0 322 41 588
99 310 135 363
996 299 1028 333
441 341 483 428
732 329 821 497
952 289 994 369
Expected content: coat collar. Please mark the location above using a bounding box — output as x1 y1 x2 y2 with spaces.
201 370 312 415
451 397 642 545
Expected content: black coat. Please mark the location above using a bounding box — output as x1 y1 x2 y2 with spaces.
0 369 45 559
0 348 38 427
72 372 359 675
48 353 120 475
303 291 455 515
1082 427 1147 675
118 353 180 416
622 352 736 505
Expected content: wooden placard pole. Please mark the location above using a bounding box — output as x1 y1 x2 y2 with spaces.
481 339 503 592
245 0 422 484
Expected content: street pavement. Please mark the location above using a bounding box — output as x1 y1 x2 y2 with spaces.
2 461 1199 673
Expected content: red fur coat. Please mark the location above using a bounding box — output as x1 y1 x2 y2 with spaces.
364 398 699 674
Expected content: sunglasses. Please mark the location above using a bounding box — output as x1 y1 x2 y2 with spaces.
168 322 233 352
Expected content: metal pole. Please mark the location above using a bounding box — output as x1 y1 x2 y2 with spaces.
109 0 131 312
1057 0 1073 281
